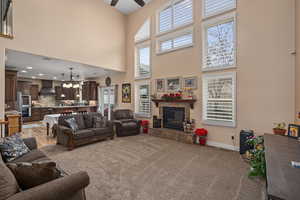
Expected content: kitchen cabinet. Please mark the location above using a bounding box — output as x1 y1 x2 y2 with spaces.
17 81 31 95
55 86 64 100
5 70 17 110
55 86 78 100
30 85 39 100
82 81 98 101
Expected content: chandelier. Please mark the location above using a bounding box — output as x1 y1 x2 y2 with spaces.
62 68 80 89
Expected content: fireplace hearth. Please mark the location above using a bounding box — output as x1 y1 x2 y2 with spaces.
163 107 185 131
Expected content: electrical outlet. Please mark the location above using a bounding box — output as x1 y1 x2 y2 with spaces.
231 136 234 140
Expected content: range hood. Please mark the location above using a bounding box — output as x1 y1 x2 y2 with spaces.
40 80 56 96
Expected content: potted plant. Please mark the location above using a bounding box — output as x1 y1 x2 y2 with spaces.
273 122 286 136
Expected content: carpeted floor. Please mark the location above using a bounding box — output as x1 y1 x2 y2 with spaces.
42 135 265 200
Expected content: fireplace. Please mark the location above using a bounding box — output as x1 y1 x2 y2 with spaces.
163 107 185 131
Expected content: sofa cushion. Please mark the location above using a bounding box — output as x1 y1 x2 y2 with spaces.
83 114 94 129
91 128 111 136
114 109 134 120
74 115 86 130
7 161 61 190
93 116 104 128
10 150 47 163
65 117 79 132
0 158 19 200
73 130 94 139
0 134 31 162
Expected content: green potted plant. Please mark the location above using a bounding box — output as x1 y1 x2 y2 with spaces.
273 122 286 136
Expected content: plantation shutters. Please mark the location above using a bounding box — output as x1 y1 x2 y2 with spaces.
135 19 150 42
202 72 236 127
136 44 150 78
136 83 151 116
202 13 236 71
158 0 193 34
203 0 236 18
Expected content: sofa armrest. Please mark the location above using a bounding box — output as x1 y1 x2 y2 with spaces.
7 171 90 200
58 125 74 135
114 120 123 126
107 120 114 129
22 137 37 150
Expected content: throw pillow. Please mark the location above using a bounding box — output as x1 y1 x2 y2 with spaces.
65 117 79 132
0 134 30 162
7 161 61 190
93 116 104 128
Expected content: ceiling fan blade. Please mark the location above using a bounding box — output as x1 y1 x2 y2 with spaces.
134 0 145 7
111 0 119 6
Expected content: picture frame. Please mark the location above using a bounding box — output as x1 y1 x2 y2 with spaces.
166 77 182 92
287 124 300 138
155 79 165 92
183 76 198 90
122 83 131 103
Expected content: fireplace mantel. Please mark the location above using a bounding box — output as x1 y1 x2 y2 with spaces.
151 99 197 109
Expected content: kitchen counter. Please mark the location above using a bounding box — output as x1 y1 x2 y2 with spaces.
32 105 98 109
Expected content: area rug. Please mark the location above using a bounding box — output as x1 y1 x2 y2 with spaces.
41 135 265 200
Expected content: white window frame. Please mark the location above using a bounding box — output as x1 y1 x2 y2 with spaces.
135 41 151 80
202 72 236 127
156 26 194 55
202 12 236 72
202 0 236 19
135 80 151 118
134 18 151 43
156 0 194 36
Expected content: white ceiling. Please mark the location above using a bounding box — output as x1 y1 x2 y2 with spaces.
103 0 152 15
5 49 116 81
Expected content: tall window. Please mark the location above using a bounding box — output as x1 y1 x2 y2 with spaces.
135 81 151 117
202 72 236 127
135 42 151 79
202 13 236 71
203 0 236 19
158 0 193 34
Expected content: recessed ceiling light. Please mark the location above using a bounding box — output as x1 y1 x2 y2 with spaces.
26 66 33 70
21 70 27 73
53 77 57 80
62 80 65 82
38 73 44 76
32 76 36 79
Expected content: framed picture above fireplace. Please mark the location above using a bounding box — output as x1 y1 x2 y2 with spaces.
155 79 165 92
183 77 198 90
166 77 182 91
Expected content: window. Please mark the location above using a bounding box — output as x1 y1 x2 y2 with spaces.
135 42 151 79
203 0 236 19
157 0 193 34
202 72 236 127
135 81 151 117
157 27 193 54
202 12 236 71
135 19 150 43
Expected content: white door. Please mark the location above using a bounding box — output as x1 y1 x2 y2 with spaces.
100 86 115 120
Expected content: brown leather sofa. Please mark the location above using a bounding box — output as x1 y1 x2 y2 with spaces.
113 109 142 137
57 112 114 150
0 137 89 200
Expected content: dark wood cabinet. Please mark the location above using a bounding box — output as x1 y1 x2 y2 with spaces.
55 86 78 100
17 81 31 95
55 86 64 100
30 85 39 100
5 70 17 110
82 81 98 101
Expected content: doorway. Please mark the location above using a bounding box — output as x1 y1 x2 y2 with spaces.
100 86 115 120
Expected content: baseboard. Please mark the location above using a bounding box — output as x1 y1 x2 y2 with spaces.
206 140 239 152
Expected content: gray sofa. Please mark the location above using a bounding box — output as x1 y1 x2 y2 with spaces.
0 137 89 200
57 112 114 150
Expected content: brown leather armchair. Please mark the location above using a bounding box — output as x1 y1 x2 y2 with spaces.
113 109 141 137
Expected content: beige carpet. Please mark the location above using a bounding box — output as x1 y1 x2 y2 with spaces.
42 135 265 200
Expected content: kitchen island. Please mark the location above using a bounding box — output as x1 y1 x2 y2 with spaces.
23 105 98 123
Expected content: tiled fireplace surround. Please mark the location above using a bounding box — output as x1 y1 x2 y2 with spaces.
149 102 194 144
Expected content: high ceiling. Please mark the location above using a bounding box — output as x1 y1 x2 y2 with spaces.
103 0 152 15
5 49 117 81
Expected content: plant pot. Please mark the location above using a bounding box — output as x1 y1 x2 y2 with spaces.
273 128 286 136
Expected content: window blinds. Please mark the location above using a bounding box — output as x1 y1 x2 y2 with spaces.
159 0 193 33
159 31 193 53
205 18 235 69
203 73 235 126
137 46 150 77
203 0 236 18
138 85 151 114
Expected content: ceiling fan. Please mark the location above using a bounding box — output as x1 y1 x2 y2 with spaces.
111 0 145 7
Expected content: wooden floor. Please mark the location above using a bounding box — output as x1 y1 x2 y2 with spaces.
22 122 56 148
